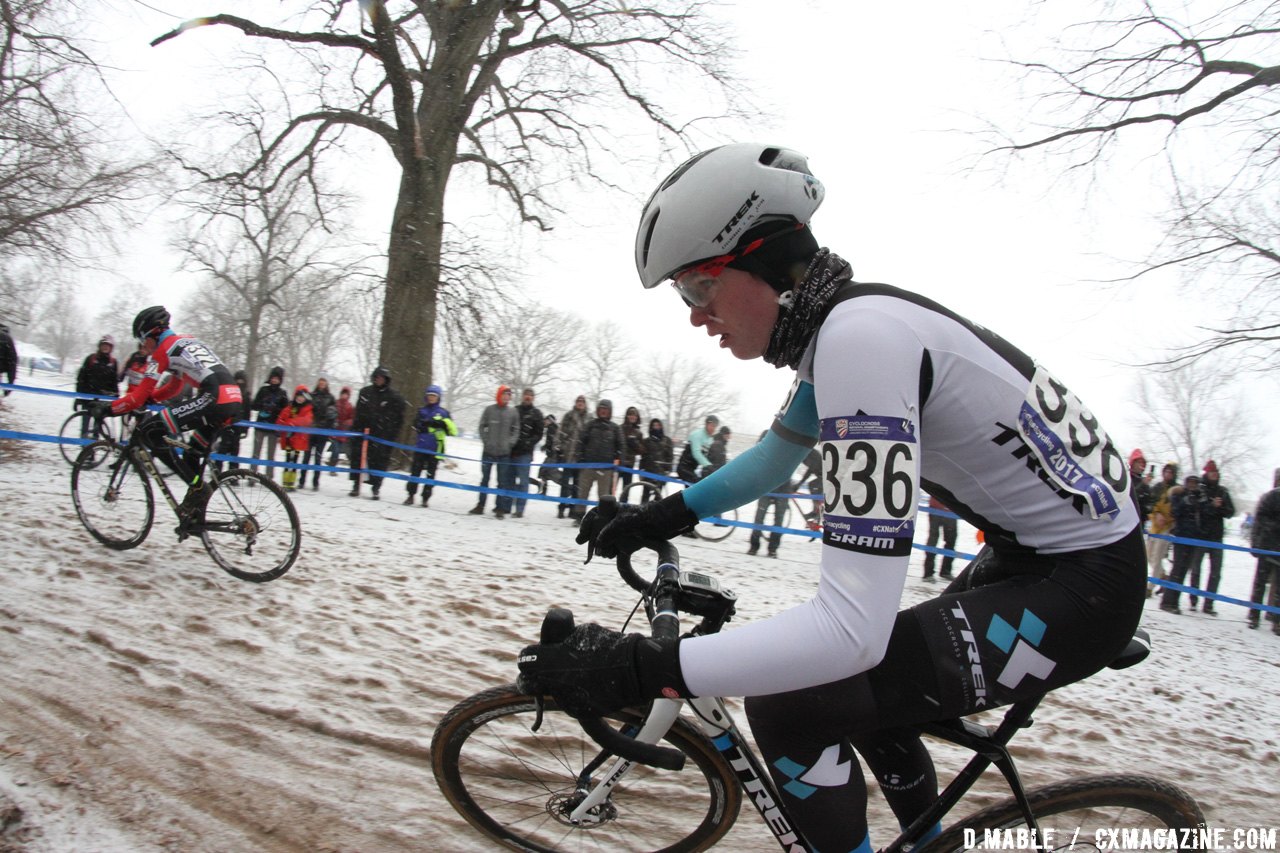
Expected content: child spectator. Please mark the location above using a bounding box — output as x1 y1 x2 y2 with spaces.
405 384 457 507
328 386 355 471
276 385 314 491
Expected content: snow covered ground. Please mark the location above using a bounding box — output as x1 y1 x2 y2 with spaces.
0 375 1277 851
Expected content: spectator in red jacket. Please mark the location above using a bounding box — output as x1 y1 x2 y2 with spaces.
276 385 314 491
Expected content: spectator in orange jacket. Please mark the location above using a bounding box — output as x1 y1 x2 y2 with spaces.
277 385 314 491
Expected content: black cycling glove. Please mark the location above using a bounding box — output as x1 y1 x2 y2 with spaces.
574 492 699 558
517 623 689 718
88 401 116 420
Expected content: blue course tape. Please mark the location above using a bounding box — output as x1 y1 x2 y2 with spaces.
6 386 1280 615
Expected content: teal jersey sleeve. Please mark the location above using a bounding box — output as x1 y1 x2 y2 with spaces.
684 380 819 519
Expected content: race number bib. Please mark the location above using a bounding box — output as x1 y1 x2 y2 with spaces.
1018 365 1127 520
820 414 918 556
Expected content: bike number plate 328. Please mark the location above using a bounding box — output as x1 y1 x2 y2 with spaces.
819 414 918 557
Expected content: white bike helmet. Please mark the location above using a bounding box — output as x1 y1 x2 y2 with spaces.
634 144 825 289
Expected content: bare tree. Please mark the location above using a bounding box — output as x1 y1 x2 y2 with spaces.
172 122 374 387
474 298 581 391
999 0 1280 364
579 320 633 403
0 263 39 328
92 281 151 351
0 0 154 264
346 281 384 385
1133 360 1262 474
29 280 87 368
150 1 747 421
630 353 738 440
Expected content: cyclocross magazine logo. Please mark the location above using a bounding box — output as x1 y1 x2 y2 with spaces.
987 608 1057 691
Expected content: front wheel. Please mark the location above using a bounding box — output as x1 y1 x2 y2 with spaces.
59 410 114 466
621 480 663 505
928 774 1206 853
432 685 742 853
71 441 153 550
199 470 301 582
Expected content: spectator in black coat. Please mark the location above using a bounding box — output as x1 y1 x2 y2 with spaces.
1249 468 1280 632
250 366 288 481
348 366 406 500
75 335 119 437
638 418 674 485
213 369 252 473
1187 459 1235 615
619 406 644 490
572 399 624 521
510 388 544 518
0 323 16 394
305 377 337 490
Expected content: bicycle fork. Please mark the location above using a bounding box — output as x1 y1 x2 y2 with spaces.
568 696 816 852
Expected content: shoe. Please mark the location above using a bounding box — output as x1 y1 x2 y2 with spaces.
1247 619 1259 629
421 497 429 507
1203 605 1218 616
468 505 484 515
573 518 581 527
1159 605 1181 614
1189 599 1199 611
767 551 778 558
311 482 318 491
403 496 415 505
940 572 953 579
349 488 359 497
371 491 380 501
514 511 524 518
923 575 937 583
747 546 758 556
328 471 337 477
495 511 506 519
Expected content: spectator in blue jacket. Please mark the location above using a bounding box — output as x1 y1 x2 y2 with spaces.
405 384 457 507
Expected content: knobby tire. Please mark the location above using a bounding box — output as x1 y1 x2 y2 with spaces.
432 684 741 853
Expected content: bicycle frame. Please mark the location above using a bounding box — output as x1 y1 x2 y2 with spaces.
558 541 1072 853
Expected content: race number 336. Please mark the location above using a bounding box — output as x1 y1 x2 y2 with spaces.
819 415 917 556
1020 365 1127 520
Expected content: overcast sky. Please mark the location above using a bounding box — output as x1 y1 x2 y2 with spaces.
80 0 1279 500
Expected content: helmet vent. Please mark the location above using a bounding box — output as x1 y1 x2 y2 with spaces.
759 147 780 166
639 211 660 271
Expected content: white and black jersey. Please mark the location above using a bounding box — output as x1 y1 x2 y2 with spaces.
679 282 1138 698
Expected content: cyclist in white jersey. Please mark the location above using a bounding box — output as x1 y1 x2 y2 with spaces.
519 144 1146 853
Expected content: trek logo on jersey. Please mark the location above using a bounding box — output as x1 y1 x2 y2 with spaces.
988 608 1057 690
819 413 917 556
1013 365 1128 520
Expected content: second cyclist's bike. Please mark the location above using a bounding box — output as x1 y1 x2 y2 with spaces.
70 427 301 582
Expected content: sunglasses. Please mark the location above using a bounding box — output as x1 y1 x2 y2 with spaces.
670 224 803 308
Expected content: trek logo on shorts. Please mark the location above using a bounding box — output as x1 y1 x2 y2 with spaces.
773 743 852 800
818 414 917 556
988 608 1057 690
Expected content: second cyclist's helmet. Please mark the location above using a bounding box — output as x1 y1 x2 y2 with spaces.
132 306 171 340
634 143 825 289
